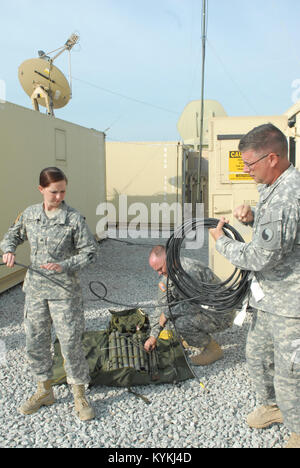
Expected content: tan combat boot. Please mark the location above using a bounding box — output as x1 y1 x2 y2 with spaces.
247 404 283 429
72 384 95 421
285 433 300 448
190 339 223 366
181 339 201 352
18 380 55 415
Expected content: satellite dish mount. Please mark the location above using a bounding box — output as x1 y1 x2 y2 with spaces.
18 33 79 116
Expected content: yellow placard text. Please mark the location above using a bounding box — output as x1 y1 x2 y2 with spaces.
229 151 252 181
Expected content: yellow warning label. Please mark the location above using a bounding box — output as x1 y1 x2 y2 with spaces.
229 151 241 158
229 151 244 172
229 173 253 181
228 151 253 181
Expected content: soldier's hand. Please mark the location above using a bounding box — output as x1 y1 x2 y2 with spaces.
40 263 63 273
233 205 254 224
209 217 229 241
144 336 157 352
159 311 167 327
2 252 15 268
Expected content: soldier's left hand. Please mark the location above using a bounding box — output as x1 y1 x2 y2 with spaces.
209 217 229 241
40 263 63 273
144 336 157 352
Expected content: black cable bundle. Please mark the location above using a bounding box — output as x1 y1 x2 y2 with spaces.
165 218 250 314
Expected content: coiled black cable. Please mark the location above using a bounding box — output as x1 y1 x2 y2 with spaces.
165 218 250 314
1 218 250 314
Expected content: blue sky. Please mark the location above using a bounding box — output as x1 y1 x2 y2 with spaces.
1 0 300 141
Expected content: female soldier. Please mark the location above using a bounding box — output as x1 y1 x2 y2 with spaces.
0 167 97 421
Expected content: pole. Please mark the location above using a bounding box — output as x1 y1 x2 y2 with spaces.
197 0 207 204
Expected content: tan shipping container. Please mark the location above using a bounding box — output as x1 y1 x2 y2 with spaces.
105 141 184 231
0 101 106 293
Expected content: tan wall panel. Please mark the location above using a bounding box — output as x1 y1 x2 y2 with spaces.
0 101 106 292
106 141 183 227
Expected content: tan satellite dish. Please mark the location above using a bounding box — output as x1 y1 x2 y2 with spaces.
18 33 79 116
19 58 71 112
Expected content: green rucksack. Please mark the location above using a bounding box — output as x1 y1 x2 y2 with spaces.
51 308 194 391
107 307 150 334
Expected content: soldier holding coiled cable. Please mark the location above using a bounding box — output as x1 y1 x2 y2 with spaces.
209 123 300 449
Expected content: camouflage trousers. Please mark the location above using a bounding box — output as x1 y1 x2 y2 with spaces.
24 295 90 385
170 305 234 348
246 309 300 433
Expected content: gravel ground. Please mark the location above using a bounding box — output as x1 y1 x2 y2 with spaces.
0 237 290 449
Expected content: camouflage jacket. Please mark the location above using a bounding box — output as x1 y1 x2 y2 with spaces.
0 201 98 299
216 164 300 317
150 257 217 338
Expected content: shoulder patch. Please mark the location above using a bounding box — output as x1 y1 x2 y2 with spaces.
159 281 167 292
261 227 274 242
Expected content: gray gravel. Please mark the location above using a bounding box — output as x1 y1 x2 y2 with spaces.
0 237 290 448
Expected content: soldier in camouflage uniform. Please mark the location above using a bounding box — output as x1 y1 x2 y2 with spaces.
0 167 97 421
209 124 300 448
144 245 234 365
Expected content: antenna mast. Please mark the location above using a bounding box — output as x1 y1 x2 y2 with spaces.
197 0 207 204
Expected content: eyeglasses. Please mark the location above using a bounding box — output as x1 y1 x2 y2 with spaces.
243 152 271 168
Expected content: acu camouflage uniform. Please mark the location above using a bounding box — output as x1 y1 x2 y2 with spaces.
216 164 300 433
150 256 234 348
0 201 98 385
